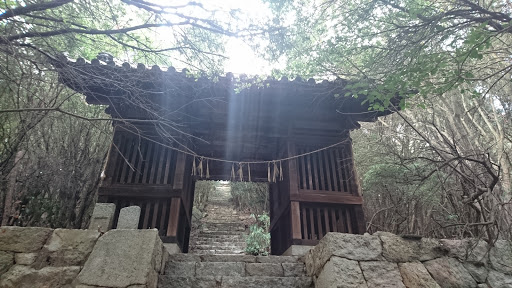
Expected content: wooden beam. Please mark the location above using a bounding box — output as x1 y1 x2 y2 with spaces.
292 191 363 205
173 153 187 190
291 201 302 240
98 185 179 198
166 197 181 237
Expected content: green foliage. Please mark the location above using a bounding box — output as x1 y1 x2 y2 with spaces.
230 182 269 215
245 213 270 256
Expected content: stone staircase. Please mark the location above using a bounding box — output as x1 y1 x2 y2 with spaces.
189 183 248 255
158 254 313 288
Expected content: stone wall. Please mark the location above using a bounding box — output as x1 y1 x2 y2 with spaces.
305 232 512 288
0 227 166 288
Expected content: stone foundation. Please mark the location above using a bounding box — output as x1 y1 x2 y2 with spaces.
305 232 512 288
0 227 166 288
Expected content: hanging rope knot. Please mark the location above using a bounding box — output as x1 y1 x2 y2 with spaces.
191 156 197 176
238 162 244 182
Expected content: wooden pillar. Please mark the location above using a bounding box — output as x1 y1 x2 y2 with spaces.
288 141 302 241
166 153 186 237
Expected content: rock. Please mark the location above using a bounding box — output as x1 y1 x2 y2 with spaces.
463 263 488 283
0 227 52 252
256 256 298 263
315 256 368 288
399 262 441 288
164 261 196 277
282 263 305 277
195 262 245 277
34 229 100 268
305 232 381 276
424 257 477 288
13 253 37 266
77 229 164 288
440 239 490 264
117 206 141 229
88 203 116 232
246 263 283 276
379 233 445 262
0 265 80 288
158 276 221 288
489 240 512 275
0 252 14 275
360 261 405 288
221 276 313 288
487 270 512 288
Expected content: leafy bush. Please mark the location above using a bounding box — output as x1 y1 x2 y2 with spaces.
245 213 270 256
230 182 269 215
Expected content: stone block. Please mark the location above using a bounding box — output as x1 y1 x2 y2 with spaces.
158 276 221 288
282 263 305 277
360 261 405 288
379 232 445 262
196 262 245 277
424 257 477 288
256 255 298 263
88 203 116 232
77 229 164 288
315 256 368 288
487 270 512 288
246 263 283 276
0 227 53 252
399 262 440 288
200 254 255 263
305 232 381 276
282 245 313 256
164 261 196 277
221 276 313 288
489 240 512 275
0 265 80 288
14 253 37 266
440 239 490 264
117 206 141 229
0 251 14 275
34 229 100 268
463 263 488 283
164 243 181 255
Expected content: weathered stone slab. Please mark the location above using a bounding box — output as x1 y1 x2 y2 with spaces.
440 239 490 264
77 229 164 288
158 276 221 288
487 270 512 288
200 254 255 263
0 227 52 253
0 251 14 275
282 245 313 256
0 265 80 288
88 203 116 232
164 243 181 255
256 256 298 263
489 240 512 275
164 261 196 277
246 263 283 276
282 263 305 277
378 232 445 262
399 262 441 288
315 256 368 288
463 263 488 283
14 253 37 266
221 276 313 288
360 261 405 288
196 262 245 277
168 254 201 262
34 229 100 268
424 257 477 288
305 232 381 276
117 206 141 229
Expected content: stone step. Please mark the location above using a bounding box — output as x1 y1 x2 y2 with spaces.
197 230 247 236
167 254 301 263
193 245 245 251
194 240 246 246
189 249 245 255
158 276 313 288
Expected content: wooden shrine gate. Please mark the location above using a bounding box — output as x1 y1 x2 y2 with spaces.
54 55 397 254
